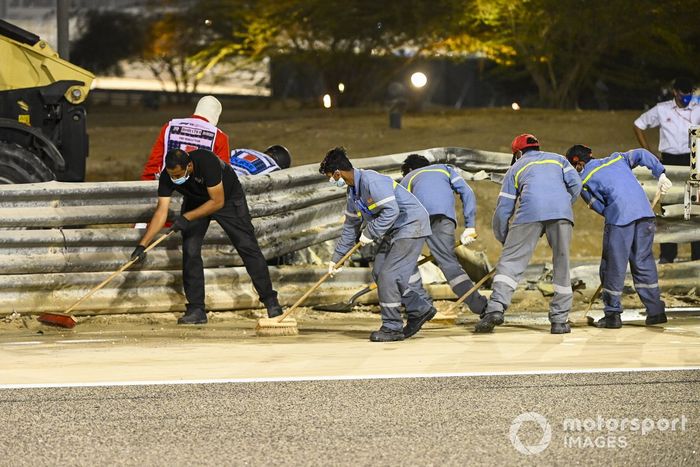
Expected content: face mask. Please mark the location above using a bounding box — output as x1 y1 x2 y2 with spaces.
329 176 346 188
679 94 692 106
171 167 190 185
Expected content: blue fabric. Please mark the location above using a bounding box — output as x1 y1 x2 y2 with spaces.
230 149 280 176
400 164 477 227
578 149 665 226
493 150 581 244
600 218 665 316
332 169 431 262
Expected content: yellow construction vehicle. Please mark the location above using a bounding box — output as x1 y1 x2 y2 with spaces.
0 18 94 183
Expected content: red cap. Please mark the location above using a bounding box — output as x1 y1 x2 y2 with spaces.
511 134 540 155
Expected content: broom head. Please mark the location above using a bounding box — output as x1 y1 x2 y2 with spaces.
255 317 299 337
37 312 78 329
429 310 457 325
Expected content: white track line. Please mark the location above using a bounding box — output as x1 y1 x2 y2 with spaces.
1 366 698 390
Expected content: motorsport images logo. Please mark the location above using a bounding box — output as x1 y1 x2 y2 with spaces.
509 412 552 455
509 411 689 455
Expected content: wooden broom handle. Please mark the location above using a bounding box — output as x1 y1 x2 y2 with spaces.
454 268 496 307
64 231 174 314
277 242 363 322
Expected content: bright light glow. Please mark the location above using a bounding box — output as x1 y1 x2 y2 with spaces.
323 94 332 109
512 102 521 110
338 83 345 93
204 19 212 26
410 72 428 88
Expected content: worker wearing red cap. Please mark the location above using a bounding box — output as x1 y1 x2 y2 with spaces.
475 134 582 334
141 95 230 181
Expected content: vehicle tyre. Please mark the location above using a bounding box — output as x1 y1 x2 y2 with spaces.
0 141 55 184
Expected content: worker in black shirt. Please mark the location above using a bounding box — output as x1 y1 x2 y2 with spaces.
132 148 283 324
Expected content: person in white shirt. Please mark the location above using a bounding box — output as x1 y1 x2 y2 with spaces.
633 77 700 262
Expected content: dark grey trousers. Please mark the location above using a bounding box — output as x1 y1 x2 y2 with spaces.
485 220 573 324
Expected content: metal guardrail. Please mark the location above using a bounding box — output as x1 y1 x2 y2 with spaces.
0 147 696 316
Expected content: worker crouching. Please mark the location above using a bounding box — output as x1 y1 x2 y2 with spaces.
132 148 283 324
565 145 671 328
320 147 434 342
476 134 582 334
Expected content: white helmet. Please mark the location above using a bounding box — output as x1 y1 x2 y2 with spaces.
194 95 222 126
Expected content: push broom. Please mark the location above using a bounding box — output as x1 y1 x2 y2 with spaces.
37 231 174 329
312 249 447 313
312 238 473 313
256 242 363 337
432 267 496 324
577 189 663 326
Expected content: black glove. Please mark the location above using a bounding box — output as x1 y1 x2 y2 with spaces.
169 215 190 233
131 245 146 262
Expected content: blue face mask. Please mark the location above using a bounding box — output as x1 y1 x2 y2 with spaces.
679 93 692 107
329 176 346 188
170 167 190 185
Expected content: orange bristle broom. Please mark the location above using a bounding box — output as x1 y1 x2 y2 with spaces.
37 232 173 328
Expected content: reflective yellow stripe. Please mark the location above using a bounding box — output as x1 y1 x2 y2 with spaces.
406 169 450 192
514 160 563 189
581 155 623 185
366 180 399 212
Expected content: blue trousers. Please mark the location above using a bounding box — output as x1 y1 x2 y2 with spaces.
600 218 665 316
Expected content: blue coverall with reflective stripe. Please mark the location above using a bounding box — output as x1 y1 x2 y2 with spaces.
332 169 433 331
401 164 486 313
578 149 666 316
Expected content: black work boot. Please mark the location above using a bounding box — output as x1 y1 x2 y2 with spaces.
474 311 504 333
177 308 207 325
591 313 622 329
646 312 668 325
263 297 283 318
369 326 405 342
551 322 571 334
403 307 437 339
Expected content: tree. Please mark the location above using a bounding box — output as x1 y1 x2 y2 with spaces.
444 0 698 108
70 10 146 76
193 0 464 105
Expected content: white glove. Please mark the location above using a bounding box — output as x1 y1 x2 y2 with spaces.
460 227 477 246
327 261 343 277
657 173 672 195
359 231 374 246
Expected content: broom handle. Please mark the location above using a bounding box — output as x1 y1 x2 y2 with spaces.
277 242 363 322
454 268 496 307
360 239 461 292
64 231 173 315
584 190 661 318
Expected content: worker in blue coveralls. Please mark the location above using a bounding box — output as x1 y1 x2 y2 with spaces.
476 134 582 334
565 144 672 328
400 154 487 315
230 145 291 176
320 147 434 342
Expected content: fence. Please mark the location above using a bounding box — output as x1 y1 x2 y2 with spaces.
0 147 697 316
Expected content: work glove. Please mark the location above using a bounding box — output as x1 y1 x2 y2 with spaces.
359 231 374 246
657 173 672 195
131 245 146 263
327 260 343 277
169 215 190 233
460 227 477 246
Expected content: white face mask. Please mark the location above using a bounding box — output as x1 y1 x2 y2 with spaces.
329 176 346 188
